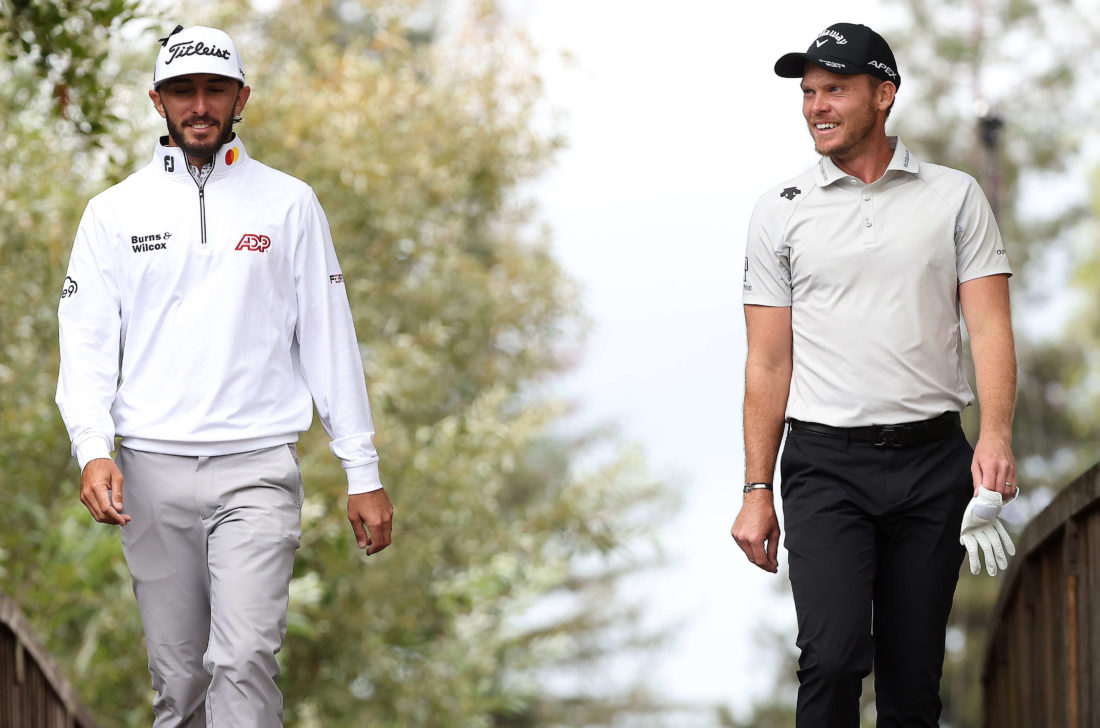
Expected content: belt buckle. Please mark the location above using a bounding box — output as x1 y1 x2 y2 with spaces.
874 424 902 447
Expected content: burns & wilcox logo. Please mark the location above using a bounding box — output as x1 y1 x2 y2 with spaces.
236 233 271 252
329 274 344 284
132 232 171 252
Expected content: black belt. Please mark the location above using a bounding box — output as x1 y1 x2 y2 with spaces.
788 412 961 448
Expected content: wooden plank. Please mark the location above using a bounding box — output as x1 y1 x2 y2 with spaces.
0 592 101 728
1011 585 1028 727
1084 513 1100 728
1064 519 1079 728
1025 561 1040 727
1 625 13 728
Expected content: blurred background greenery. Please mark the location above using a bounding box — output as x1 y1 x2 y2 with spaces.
1 0 1099 727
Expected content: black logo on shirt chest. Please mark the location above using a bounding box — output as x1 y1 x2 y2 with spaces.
780 187 802 200
131 232 173 253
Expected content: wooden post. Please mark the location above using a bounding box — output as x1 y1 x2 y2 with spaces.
1065 519 1078 728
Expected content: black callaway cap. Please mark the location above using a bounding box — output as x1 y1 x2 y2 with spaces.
774 22 900 89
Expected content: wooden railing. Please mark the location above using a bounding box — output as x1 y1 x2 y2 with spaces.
0 590 101 728
982 461 1100 728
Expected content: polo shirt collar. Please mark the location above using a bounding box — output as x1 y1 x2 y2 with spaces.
816 136 920 186
885 137 919 175
153 134 251 183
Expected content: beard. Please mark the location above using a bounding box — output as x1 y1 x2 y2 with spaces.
808 101 878 162
164 106 236 163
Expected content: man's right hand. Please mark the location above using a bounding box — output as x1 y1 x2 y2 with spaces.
80 458 131 525
348 488 393 555
731 491 780 573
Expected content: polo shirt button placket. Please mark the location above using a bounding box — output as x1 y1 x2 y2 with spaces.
861 188 876 246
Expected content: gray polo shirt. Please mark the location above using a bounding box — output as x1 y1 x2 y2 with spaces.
743 138 1011 427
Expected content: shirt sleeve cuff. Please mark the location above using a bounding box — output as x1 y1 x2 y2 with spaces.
345 460 383 495
75 435 114 472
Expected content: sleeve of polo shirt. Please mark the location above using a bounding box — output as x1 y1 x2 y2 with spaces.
742 192 792 306
293 191 384 495
955 176 1012 282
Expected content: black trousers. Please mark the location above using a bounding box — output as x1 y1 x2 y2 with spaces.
780 425 973 728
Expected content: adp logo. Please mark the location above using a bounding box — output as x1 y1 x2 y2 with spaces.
235 233 271 252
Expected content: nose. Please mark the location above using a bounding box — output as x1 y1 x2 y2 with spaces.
192 90 209 116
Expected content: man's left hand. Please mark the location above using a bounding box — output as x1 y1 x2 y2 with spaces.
971 434 1017 500
348 489 394 555
960 486 1016 576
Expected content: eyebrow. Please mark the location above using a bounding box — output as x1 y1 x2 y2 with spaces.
801 80 848 91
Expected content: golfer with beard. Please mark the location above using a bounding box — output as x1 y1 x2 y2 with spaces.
56 25 392 726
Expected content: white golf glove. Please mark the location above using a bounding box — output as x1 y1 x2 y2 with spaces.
959 485 1017 576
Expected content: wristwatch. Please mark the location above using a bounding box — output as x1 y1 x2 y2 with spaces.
743 482 773 494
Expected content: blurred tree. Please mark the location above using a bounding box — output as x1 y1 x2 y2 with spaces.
1067 171 1100 424
730 1 1100 727
1 1 671 726
1 3 156 726
1 0 142 148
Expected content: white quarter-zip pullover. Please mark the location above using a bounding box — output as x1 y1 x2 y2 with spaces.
57 136 382 494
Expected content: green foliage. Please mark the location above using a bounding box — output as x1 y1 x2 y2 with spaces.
1059 170 1100 461
1 0 143 148
1 1 670 726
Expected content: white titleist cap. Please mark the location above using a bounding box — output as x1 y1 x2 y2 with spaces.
153 25 245 88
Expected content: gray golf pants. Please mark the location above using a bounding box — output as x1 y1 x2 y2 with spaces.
117 444 303 728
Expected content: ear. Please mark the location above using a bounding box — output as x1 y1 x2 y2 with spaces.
876 80 897 113
234 85 251 117
149 88 166 119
